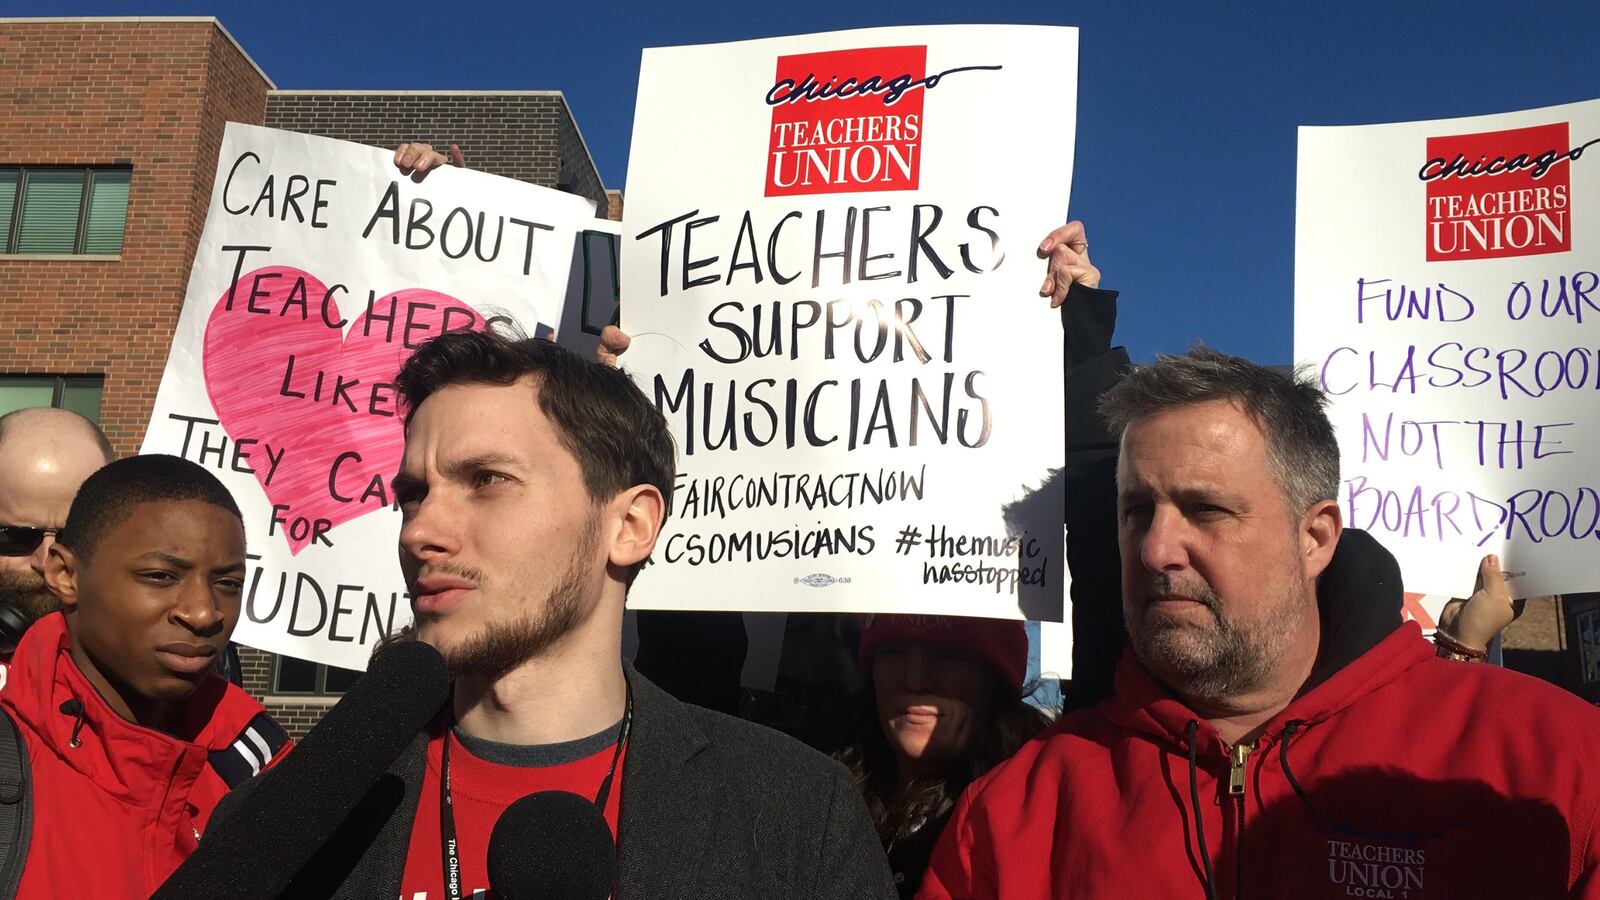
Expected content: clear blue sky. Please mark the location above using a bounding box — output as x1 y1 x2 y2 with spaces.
9 0 1597 364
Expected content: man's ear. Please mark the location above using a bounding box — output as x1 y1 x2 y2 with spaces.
605 484 666 571
42 543 81 611
1302 499 1343 580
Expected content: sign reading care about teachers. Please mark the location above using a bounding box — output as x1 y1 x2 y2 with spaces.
621 25 1078 621
1296 98 1600 599
142 124 598 670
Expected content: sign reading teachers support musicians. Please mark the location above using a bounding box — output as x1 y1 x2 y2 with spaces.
621 26 1077 620
142 123 597 669
1295 99 1600 599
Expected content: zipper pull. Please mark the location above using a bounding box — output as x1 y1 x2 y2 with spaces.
1228 742 1254 796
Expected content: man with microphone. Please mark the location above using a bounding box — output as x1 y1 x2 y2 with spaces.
218 328 893 898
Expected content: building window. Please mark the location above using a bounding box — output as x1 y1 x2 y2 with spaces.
0 167 131 255
272 655 362 696
0 375 104 421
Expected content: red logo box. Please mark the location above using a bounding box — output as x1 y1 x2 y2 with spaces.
765 46 926 197
1424 122 1572 261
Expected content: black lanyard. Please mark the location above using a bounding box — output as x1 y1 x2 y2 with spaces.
440 676 634 900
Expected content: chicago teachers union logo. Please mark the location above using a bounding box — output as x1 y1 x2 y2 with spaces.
1419 121 1587 261
763 45 999 197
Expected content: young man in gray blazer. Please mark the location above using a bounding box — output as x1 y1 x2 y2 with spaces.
216 328 893 899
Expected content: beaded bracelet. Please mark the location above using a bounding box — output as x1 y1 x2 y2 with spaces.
1433 630 1489 662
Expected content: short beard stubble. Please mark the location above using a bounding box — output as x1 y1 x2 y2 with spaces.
421 518 600 680
0 567 61 624
1128 563 1308 702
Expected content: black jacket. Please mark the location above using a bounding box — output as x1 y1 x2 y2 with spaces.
1060 284 1131 712
213 667 896 899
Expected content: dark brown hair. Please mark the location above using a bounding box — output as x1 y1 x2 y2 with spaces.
394 326 677 583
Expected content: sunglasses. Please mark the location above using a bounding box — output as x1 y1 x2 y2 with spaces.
0 525 55 557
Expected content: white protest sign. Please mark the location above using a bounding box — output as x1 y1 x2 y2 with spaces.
1036 618 1073 681
142 123 598 669
621 25 1077 621
1296 99 1600 598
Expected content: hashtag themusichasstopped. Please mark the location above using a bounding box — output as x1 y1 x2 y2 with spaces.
894 525 923 555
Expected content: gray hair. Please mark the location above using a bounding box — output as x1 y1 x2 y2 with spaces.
1098 346 1339 515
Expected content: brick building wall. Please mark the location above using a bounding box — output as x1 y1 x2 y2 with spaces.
0 18 272 455
235 648 338 737
265 91 608 214
555 101 607 210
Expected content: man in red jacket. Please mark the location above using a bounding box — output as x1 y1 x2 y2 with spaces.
919 348 1600 899
0 454 289 898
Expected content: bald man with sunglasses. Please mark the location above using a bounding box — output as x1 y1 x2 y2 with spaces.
0 408 115 662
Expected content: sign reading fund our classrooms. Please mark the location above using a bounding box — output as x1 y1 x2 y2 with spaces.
143 124 597 669
1296 99 1600 599
621 26 1078 620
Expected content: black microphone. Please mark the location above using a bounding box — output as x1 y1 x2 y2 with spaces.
154 639 450 899
487 790 618 900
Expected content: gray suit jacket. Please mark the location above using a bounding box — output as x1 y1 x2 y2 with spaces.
214 667 896 899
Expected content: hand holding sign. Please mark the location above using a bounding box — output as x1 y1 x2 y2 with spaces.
393 141 465 181
596 325 631 368
1437 553 1525 651
1038 220 1100 305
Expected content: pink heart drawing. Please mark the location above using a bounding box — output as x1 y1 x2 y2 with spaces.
203 266 485 554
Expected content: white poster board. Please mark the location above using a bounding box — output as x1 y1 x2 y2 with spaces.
142 123 597 669
620 25 1078 622
1296 99 1600 599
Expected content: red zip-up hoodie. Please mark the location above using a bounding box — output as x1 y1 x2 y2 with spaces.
920 622 1600 899
0 613 291 898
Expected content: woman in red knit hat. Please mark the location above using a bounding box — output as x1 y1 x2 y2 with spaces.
838 614 1051 898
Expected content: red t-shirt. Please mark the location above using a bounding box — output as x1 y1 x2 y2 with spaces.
399 724 625 900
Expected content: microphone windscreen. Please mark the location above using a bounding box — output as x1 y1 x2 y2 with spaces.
155 639 450 899
487 790 618 900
